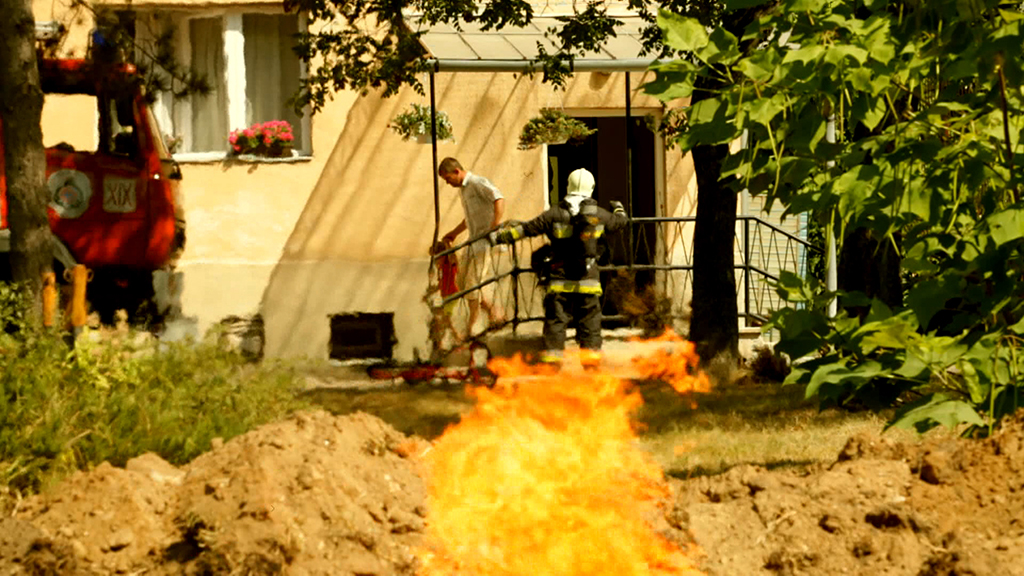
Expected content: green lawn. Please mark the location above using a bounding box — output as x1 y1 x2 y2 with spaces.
302 374 915 479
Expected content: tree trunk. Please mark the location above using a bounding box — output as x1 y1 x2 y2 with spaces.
0 0 52 306
686 80 740 362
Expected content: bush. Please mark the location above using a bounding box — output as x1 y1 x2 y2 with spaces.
0 284 309 493
747 343 791 384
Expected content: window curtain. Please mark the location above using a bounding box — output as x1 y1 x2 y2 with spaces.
243 14 304 149
189 17 227 153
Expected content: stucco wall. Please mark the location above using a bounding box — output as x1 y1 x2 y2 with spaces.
31 0 698 359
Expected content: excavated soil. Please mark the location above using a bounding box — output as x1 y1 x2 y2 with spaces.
3 408 1024 575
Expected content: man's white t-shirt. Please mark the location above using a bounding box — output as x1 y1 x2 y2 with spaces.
460 172 503 253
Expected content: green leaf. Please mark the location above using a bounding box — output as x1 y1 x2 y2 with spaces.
657 11 709 53
858 315 919 352
736 51 779 82
999 8 1024 21
849 94 887 131
905 277 964 329
644 71 694 101
825 45 869 67
785 0 827 10
746 94 788 125
699 27 741 65
986 207 1024 247
806 360 887 399
782 44 826 65
848 68 875 93
888 394 985 433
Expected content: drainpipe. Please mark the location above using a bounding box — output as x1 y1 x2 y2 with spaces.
826 113 837 318
429 70 440 271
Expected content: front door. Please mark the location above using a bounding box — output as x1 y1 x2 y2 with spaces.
547 116 658 324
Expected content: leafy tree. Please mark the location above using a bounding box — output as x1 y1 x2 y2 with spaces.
647 0 1024 434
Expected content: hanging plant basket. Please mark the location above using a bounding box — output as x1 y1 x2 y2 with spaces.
518 109 596 150
389 103 455 143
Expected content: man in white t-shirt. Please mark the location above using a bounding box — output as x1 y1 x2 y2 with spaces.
438 157 505 336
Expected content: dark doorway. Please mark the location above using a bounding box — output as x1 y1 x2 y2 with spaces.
547 116 658 325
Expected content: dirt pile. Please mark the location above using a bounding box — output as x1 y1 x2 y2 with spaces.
1 410 426 575
5 409 1024 575
670 414 1024 575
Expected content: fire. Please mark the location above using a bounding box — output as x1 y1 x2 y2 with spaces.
418 338 708 576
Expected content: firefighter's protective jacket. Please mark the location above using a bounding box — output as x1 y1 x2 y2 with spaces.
490 197 627 295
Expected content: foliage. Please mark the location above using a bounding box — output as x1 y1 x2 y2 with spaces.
0 283 309 493
517 108 596 150
45 4 210 104
389 103 455 142
283 0 726 113
229 120 295 157
645 0 1024 434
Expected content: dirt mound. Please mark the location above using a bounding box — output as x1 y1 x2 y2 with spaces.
671 413 1024 575
6 409 1024 575
3 410 425 575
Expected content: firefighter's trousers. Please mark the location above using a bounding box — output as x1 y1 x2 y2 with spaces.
542 291 602 353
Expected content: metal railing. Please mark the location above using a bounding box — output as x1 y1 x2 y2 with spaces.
429 215 819 347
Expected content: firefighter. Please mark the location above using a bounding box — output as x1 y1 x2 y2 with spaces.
489 168 627 367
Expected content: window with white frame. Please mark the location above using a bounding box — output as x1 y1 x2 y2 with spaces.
141 10 309 157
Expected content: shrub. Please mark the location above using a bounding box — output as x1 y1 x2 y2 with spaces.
0 284 309 493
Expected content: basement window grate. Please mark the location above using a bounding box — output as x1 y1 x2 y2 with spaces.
328 312 396 361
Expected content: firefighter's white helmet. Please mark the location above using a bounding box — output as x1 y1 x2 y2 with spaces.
566 168 595 197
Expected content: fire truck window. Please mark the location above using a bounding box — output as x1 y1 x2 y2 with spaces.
108 96 138 158
41 95 98 152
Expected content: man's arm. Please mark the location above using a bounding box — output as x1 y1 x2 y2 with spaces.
490 198 505 230
442 220 467 245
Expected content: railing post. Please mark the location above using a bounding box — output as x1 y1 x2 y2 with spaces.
625 73 634 270
511 241 520 333
743 217 751 326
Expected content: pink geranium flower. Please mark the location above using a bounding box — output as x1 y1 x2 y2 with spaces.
228 120 296 157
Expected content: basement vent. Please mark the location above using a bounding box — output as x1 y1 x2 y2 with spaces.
328 312 396 360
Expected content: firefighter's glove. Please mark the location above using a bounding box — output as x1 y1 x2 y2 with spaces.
610 200 625 214
489 221 521 245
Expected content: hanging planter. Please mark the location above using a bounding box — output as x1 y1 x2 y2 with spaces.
389 103 455 143
518 109 596 150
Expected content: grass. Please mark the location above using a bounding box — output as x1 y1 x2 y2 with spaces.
303 371 919 480
636 380 908 478
1 286 310 493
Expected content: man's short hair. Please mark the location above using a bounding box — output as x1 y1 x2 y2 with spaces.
438 157 463 175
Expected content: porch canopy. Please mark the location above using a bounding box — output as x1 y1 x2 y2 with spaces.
406 14 662 262
406 14 658 72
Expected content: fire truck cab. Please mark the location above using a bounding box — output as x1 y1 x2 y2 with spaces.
0 48 186 322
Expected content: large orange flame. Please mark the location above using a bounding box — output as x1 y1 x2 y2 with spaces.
418 335 708 576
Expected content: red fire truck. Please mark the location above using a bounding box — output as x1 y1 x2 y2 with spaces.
0 54 186 323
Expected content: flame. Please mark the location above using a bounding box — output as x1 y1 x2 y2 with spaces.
631 330 711 401
418 340 709 576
